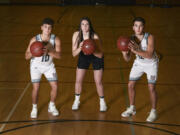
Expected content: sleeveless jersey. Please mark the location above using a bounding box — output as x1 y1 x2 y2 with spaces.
132 33 158 64
30 34 56 66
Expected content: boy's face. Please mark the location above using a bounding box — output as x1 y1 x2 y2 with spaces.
41 24 52 35
81 20 90 32
133 21 144 35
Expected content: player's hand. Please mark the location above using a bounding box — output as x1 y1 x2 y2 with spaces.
79 41 83 50
122 50 130 57
43 47 49 55
43 42 54 54
128 40 139 53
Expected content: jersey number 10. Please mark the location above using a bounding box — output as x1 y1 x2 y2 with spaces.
42 55 49 62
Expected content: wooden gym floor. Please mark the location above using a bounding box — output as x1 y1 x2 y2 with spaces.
0 4 179 135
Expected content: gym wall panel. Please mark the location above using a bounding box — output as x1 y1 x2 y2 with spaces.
136 0 180 5
0 0 10 4
10 0 59 4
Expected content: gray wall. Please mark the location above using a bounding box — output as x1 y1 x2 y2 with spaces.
0 0 10 4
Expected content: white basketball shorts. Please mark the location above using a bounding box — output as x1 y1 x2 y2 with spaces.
129 60 158 84
30 63 58 83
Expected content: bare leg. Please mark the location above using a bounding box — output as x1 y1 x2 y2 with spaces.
146 83 157 122
94 69 107 111
128 81 136 105
31 82 40 118
48 81 59 116
72 68 86 110
121 81 136 117
148 83 157 109
93 69 104 97
49 81 58 102
75 68 87 94
32 82 40 104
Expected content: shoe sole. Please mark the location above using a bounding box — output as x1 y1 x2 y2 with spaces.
100 110 107 112
72 107 79 111
100 108 107 112
146 120 155 122
30 115 37 119
146 118 156 122
48 109 59 116
72 104 80 111
121 112 136 117
72 109 79 111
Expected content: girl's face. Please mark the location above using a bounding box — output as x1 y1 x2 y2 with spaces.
81 20 90 32
133 21 144 35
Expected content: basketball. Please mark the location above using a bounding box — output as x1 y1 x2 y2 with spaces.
82 39 96 55
30 41 44 57
117 36 130 51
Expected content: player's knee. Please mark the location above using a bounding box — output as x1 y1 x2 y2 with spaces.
33 87 39 92
32 85 39 91
148 86 156 93
76 79 83 85
95 80 102 86
51 84 58 91
128 82 135 90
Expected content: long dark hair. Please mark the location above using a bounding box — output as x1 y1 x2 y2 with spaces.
77 17 95 45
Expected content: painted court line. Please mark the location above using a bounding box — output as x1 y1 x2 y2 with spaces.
0 88 24 90
118 58 136 135
0 82 31 132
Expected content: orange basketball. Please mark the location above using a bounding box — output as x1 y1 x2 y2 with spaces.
30 41 44 57
117 36 130 51
82 39 96 55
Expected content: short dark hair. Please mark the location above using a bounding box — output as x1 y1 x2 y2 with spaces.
42 18 54 27
133 17 145 25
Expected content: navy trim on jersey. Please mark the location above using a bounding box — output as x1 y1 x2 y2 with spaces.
144 33 149 45
36 34 56 47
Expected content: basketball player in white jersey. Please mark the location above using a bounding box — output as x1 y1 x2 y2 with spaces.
121 17 159 122
25 18 61 118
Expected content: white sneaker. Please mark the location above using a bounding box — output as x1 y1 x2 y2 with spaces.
48 104 59 116
30 107 38 119
146 110 157 122
72 100 80 110
121 107 136 117
100 102 107 112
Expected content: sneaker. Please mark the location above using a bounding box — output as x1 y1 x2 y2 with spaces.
121 107 136 117
30 107 38 119
72 100 80 110
100 102 107 112
48 104 59 116
146 110 157 122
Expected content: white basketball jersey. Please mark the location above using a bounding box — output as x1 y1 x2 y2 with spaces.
134 33 158 64
30 34 56 66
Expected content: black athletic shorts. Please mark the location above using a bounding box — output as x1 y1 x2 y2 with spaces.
77 51 104 70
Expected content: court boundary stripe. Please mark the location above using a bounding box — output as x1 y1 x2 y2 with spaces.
0 119 179 135
0 82 31 132
0 88 24 90
0 119 179 126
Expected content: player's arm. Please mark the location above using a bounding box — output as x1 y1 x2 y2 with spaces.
72 31 83 57
25 37 36 60
47 36 61 59
129 34 155 59
122 50 131 62
94 34 103 52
